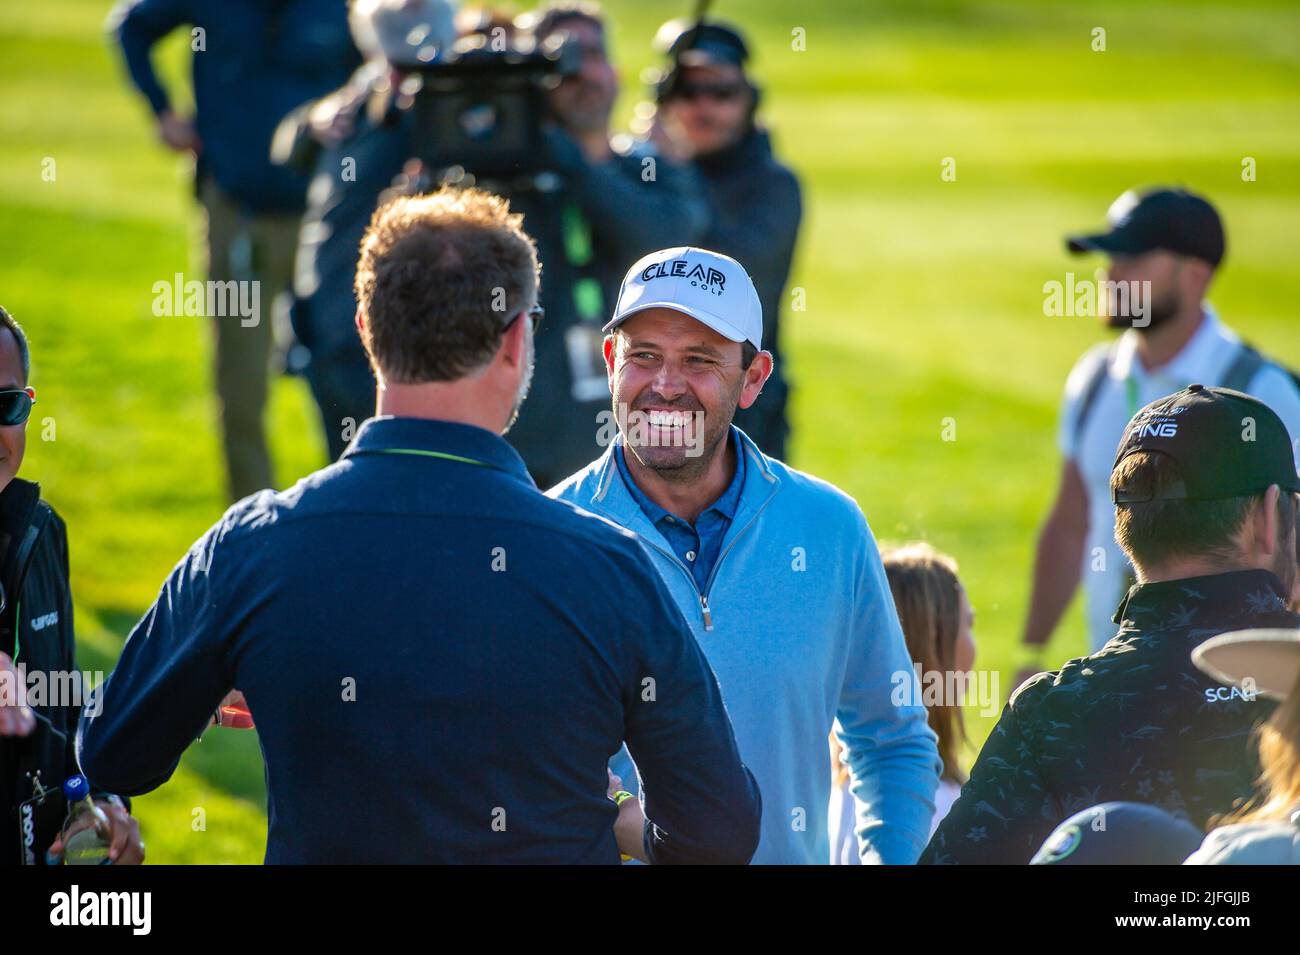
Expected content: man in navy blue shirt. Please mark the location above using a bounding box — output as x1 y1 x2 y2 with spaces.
109 0 361 500
77 188 761 864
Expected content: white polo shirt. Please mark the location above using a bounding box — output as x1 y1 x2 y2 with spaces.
1058 306 1300 652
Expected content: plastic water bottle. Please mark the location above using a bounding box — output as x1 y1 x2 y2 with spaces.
60 775 111 865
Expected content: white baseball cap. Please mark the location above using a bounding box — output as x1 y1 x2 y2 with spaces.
1192 628 1300 701
604 247 763 351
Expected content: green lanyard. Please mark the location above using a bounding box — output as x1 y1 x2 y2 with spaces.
352 447 508 474
1125 374 1140 421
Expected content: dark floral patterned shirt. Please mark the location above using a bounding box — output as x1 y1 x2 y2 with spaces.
921 570 1297 864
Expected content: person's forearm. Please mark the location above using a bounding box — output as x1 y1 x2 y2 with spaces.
115 18 173 116
613 797 648 863
641 765 762 865
78 678 188 797
851 734 941 864
270 101 320 175
1022 515 1086 647
76 539 228 796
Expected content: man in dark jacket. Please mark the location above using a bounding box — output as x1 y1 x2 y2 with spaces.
109 0 361 500
278 1 709 483
0 308 144 866
78 190 761 864
650 19 802 460
923 385 1299 864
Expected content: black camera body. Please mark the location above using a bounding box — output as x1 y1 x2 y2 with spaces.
405 35 580 181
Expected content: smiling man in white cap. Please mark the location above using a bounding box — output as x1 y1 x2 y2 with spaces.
549 246 941 864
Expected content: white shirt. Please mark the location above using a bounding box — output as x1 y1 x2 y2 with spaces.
829 775 961 864
1058 306 1300 652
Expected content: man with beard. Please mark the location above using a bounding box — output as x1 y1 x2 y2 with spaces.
925 386 1300 864
78 193 762 864
1019 188 1300 671
647 19 802 460
550 247 941 864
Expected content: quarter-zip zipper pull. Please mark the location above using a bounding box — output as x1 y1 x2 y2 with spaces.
700 594 713 631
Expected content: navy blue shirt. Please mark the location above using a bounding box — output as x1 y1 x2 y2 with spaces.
78 417 760 863
109 0 361 212
615 431 745 591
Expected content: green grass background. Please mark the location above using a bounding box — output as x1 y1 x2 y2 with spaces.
1 0 1296 862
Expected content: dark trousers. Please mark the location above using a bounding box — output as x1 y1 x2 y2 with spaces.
200 177 300 501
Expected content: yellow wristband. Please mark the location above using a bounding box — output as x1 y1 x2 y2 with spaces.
613 791 636 861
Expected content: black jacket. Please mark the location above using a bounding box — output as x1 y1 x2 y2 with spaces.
693 127 802 460
0 480 91 865
921 569 1294 864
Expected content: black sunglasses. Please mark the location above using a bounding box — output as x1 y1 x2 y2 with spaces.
503 304 544 334
0 389 34 426
676 81 745 102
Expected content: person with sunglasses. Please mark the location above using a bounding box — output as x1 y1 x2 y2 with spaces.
644 18 803 462
0 306 144 866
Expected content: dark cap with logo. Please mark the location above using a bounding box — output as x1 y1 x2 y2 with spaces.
1030 802 1204 865
1066 187 1225 268
1112 384 1300 504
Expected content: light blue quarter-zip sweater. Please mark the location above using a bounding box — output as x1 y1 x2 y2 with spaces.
550 427 941 864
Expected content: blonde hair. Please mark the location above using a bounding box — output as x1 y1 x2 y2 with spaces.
1217 670 1300 827
881 542 969 785
832 542 969 787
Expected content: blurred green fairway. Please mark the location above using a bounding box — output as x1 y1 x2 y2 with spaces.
1 0 1297 862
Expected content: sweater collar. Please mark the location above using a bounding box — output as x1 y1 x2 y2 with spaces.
585 425 779 548
343 416 535 485
613 429 746 528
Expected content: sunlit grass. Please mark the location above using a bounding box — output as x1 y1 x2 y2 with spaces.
1 0 1296 861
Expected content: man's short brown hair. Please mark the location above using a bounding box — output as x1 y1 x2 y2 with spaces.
354 187 540 384
1113 450 1296 572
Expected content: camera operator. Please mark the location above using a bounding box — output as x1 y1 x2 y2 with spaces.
278 0 710 482
645 18 802 460
273 0 461 460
